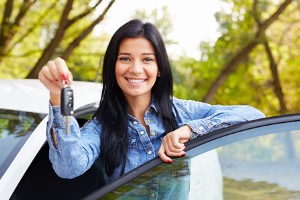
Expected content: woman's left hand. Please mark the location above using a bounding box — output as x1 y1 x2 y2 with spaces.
158 125 192 163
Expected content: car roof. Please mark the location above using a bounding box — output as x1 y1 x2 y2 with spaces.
0 79 102 114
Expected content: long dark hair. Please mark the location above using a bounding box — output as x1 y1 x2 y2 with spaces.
94 19 178 176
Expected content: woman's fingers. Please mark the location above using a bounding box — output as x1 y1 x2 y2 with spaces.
164 131 185 152
158 145 172 163
54 58 70 82
38 57 73 95
158 125 192 163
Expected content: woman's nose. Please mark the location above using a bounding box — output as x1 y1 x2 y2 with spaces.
131 61 143 74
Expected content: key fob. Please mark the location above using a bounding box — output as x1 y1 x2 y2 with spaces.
61 85 74 116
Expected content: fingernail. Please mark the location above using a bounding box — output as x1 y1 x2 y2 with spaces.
167 160 172 164
55 79 59 82
64 80 69 85
62 73 68 80
181 152 186 157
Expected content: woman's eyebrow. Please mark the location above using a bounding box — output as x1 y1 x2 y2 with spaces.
142 53 155 55
118 52 155 56
118 52 130 55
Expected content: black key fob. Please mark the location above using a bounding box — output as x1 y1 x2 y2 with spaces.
61 85 74 116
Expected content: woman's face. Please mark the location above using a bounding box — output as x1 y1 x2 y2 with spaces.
115 37 159 101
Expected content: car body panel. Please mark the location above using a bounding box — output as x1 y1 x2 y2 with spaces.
0 79 102 113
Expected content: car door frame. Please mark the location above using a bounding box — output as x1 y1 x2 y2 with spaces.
83 113 300 200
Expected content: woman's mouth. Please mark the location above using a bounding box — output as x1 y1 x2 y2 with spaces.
127 78 146 84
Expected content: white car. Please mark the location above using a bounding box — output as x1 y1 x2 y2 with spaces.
1 79 300 200
0 79 102 200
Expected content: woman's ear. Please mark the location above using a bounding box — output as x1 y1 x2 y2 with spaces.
157 71 160 77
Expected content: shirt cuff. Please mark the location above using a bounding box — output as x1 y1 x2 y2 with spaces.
186 119 217 140
49 103 65 128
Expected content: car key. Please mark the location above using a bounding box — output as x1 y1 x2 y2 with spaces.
61 81 74 134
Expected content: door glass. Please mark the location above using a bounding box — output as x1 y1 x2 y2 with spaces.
218 130 300 199
0 109 46 179
99 121 300 199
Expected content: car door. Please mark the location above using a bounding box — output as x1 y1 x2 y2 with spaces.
83 114 300 200
10 104 106 200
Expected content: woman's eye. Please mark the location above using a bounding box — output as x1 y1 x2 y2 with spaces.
119 57 130 61
143 57 154 62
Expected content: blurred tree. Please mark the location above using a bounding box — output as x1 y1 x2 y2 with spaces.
174 0 299 116
202 0 292 102
0 0 115 78
131 5 176 46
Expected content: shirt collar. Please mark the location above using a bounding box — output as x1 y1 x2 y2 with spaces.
127 97 158 121
149 97 158 113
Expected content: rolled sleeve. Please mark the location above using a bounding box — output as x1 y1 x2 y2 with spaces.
173 98 265 140
187 105 265 139
45 102 101 179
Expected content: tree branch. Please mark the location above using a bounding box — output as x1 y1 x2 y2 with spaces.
263 36 287 113
202 0 293 103
67 0 103 26
26 0 74 78
0 0 14 54
62 0 115 60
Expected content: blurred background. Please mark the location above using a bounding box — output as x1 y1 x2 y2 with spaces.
0 0 299 117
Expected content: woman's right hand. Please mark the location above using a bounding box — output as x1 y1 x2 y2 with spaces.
38 57 72 106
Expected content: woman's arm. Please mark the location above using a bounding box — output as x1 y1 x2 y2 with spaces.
158 98 265 163
46 104 101 179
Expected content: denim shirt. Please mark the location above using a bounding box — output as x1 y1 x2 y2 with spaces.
46 97 265 183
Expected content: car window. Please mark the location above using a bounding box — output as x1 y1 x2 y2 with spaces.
218 129 300 199
0 109 46 179
85 120 300 199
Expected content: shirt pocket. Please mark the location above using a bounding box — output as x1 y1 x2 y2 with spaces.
126 138 141 171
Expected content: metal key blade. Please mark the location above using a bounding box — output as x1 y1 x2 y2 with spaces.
66 116 69 135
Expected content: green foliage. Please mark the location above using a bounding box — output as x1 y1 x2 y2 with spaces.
173 0 300 116
1 1 299 116
0 0 110 79
131 6 176 45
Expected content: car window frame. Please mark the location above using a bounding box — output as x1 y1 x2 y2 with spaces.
83 113 300 200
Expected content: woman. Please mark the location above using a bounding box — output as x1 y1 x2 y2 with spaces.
38 19 265 183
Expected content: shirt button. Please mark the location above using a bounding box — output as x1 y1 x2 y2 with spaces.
148 151 152 155
133 121 138 125
147 119 151 123
140 131 145 135
199 126 204 131
151 132 156 136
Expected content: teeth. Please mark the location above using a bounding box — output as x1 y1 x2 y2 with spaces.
128 79 144 83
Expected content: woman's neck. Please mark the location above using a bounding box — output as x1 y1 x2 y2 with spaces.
127 95 151 119
127 95 151 135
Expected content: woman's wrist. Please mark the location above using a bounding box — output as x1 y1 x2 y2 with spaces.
50 92 61 106
182 125 192 140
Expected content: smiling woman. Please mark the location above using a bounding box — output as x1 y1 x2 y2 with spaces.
37 19 264 195
115 37 158 102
